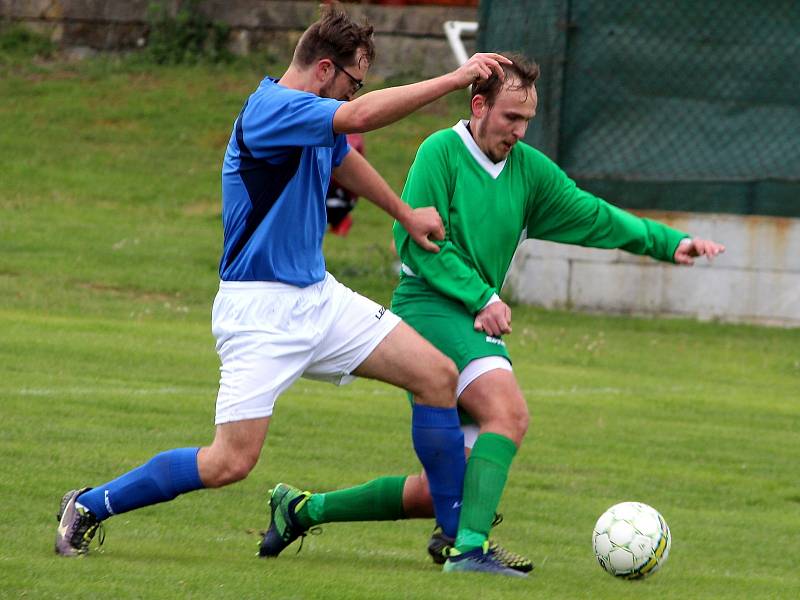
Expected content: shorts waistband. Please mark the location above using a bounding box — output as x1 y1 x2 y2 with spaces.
218 276 329 293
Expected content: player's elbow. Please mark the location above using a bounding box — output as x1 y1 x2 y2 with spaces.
333 103 372 134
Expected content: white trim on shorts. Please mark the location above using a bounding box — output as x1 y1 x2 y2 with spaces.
457 355 512 398
461 424 480 449
457 356 512 448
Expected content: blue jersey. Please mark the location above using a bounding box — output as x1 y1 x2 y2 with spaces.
219 77 350 285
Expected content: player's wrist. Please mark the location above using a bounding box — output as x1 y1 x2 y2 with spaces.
481 293 502 310
394 202 414 226
441 71 465 93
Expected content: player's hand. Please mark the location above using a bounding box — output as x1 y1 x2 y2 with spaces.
673 237 726 265
451 53 512 89
403 206 444 253
474 300 512 337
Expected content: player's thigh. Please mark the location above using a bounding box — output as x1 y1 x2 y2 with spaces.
212 282 315 425
352 320 457 402
458 368 528 441
302 275 403 385
303 275 456 401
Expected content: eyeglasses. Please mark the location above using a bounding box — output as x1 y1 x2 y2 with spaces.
330 59 364 93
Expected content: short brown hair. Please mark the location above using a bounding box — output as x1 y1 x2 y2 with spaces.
293 4 375 68
471 52 540 106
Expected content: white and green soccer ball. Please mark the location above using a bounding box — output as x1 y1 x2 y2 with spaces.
592 501 671 579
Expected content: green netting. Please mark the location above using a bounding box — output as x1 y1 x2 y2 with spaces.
479 0 800 216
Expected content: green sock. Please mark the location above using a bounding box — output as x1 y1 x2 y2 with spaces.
295 476 407 528
454 432 517 553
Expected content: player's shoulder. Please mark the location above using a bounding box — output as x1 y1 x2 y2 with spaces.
511 139 552 164
421 126 460 148
415 126 461 161
510 139 562 178
250 76 326 107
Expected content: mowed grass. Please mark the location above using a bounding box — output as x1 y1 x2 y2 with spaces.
1 56 799 599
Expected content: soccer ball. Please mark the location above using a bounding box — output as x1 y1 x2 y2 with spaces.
592 501 671 579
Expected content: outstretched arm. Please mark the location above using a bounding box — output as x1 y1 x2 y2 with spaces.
332 53 511 134
528 154 726 263
333 149 443 252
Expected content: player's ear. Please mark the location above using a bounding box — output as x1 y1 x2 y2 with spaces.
471 94 488 118
316 58 335 83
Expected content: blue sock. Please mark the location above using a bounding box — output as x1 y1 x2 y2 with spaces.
411 404 465 538
76 447 204 521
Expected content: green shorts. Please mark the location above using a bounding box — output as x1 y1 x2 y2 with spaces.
392 278 510 370
392 278 511 425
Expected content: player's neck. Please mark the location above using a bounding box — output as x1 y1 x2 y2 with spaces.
278 65 319 95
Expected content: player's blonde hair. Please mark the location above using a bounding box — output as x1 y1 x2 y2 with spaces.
472 52 540 105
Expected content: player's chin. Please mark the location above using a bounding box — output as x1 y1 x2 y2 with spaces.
497 143 514 159
488 148 510 162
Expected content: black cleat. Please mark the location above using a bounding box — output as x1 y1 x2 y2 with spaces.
55 488 104 557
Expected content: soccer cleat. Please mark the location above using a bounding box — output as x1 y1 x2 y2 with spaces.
442 541 528 577
488 540 534 573
427 519 533 573
427 526 454 565
258 483 314 558
55 488 105 557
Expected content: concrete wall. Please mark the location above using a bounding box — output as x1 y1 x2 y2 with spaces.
0 0 477 77
505 212 800 327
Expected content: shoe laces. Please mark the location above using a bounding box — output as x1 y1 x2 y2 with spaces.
70 509 105 553
284 491 319 549
293 526 323 554
488 540 529 567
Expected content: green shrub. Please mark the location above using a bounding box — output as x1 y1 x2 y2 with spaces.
145 0 230 64
0 21 55 58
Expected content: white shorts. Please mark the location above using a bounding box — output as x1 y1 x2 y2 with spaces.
211 273 401 424
457 356 513 449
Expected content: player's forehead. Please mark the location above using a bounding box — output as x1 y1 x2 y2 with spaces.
494 79 537 117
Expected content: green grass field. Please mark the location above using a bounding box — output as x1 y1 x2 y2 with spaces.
2 54 799 599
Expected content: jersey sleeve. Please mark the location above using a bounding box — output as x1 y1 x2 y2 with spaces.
394 134 497 314
526 153 689 262
241 88 345 160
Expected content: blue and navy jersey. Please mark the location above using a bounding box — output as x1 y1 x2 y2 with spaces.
219 77 350 285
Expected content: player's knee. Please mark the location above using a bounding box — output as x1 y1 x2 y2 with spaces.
513 403 530 442
201 449 260 488
483 400 529 446
421 355 458 407
402 472 435 518
431 356 458 398
230 455 259 483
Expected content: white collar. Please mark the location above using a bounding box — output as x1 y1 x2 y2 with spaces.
452 120 507 179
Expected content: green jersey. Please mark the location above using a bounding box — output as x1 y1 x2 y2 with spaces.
392 120 689 315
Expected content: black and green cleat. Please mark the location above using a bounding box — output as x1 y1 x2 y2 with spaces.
427 524 533 573
258 483 314 558
443 541 528 577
